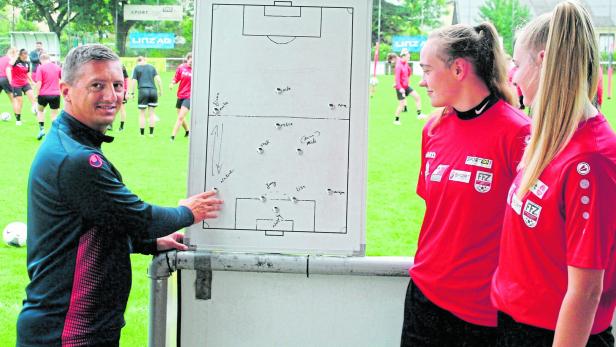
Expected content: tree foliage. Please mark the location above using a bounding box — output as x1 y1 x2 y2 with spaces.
478 0 531 54
372 0 446 44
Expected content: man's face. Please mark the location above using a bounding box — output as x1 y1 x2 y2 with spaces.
36 43 42 50
61 60 124 132
419 39 459 107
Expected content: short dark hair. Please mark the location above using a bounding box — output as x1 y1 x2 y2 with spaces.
62 44 119 84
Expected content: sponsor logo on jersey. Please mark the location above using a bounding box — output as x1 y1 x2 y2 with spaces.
530 179 549 199
449 169 471 183
511 193 523 215
522 200 542 228
425 151 436 159
465 156 493 169
425 162 431 178
474 171 493 193
430 164 449 182
89 154 103 168
576 162 590 175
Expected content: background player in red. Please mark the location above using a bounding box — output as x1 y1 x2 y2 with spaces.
33 53 62 140
169 52 192 141
400 22 529 346
393 49 425 124
492 2 616 346
7 49 37 126
0 47 17 110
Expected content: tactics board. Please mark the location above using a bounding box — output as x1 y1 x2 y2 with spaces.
186 0 371 255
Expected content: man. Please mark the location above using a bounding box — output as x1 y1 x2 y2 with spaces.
16 44 223 347
29 41 44 73
129 56 162 137
33 53 61 140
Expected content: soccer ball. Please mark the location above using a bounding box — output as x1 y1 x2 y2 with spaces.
0 112 10 121
3 222 27 247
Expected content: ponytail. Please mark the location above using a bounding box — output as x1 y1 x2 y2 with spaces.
427 22 517 134
517 0 599 197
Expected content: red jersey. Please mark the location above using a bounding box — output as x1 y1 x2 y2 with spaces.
410 100 530 327
173 63 192 99
491 115 616 334
35 62 61 96
0 56 10 78
11 60 30 87
394 59 411 90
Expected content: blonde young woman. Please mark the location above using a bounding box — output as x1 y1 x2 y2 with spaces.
400 22 530 346
491 2 616 346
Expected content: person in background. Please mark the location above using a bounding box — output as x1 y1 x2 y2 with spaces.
400 22 529 346
109 64 129 132
16 44 223 347
29 41 44 74
491 3 615 346
7 48 37 126
33 53 62 140
393 49 425 124
129 56 162 137
169 52 192 141
0 47 17 110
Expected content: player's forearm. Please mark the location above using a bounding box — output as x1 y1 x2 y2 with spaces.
552 287 601 347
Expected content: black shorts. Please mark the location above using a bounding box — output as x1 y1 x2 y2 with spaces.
176 98 190 110
122 92 127 104
400 279 497 347
0 77 12 94
12 84 32 97
496 311 614 347
138 88 158 109
396 86 414 100
37 95 61 109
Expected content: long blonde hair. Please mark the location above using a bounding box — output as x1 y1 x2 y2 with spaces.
517 1 599 197
428 22 517 133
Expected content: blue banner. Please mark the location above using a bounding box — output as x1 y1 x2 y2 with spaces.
129 32 175 49
392 36 427 53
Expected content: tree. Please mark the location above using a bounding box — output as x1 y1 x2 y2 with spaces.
9 0 110 42
479 0 531 54
372 0 446 44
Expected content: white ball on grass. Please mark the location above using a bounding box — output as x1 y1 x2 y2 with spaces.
3 222 27 247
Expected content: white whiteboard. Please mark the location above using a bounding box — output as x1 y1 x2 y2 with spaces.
186 0 371 255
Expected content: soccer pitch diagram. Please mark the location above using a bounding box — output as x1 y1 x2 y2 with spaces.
187 0 370 255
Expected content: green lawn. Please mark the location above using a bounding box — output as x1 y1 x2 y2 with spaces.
1 72 615 345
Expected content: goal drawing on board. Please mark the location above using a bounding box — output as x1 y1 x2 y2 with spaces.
187 0 370 255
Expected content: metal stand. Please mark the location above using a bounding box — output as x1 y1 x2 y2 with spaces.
148 250 413 347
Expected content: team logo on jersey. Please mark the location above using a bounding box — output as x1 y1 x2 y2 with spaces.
465 156 493 169
576 162 590 175
425 151 436 158
474 171 493 193
522 200 542 228
524 134 531 145
88 154 103 168
530 179 549 199
511 193 523 215
430 164 449 182
449 170 471 183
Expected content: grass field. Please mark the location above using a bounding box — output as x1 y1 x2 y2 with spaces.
1 71 615 345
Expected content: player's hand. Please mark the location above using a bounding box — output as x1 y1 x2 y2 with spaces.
156 232 188 251
158 89 163 97
169 83 174 90
179 190 223 223
398 88 405 96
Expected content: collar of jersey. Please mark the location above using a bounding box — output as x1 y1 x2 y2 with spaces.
58 111 114 147
454 94 498 120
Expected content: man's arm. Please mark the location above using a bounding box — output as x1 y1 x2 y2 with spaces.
155 75 163 96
